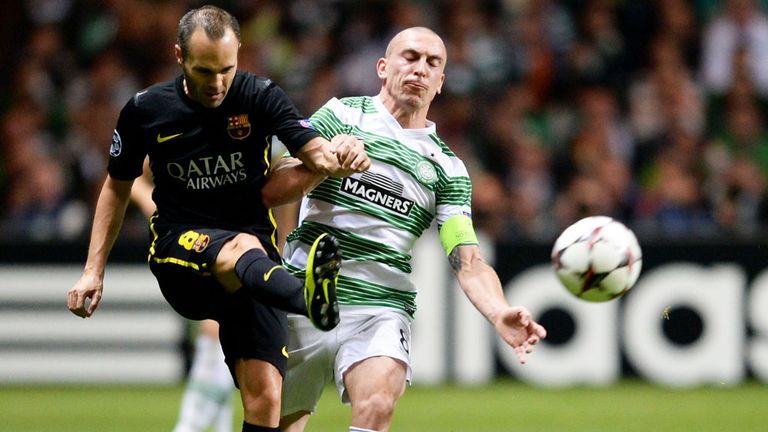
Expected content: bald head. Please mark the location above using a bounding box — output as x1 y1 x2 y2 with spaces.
385 27 447 64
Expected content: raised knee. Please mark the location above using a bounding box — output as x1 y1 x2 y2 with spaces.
216 233 266 285
222 233 265 255
216 233 266 273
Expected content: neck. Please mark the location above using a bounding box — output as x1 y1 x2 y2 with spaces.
378 91 429 129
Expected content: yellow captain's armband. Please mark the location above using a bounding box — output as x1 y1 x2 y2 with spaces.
439 214 479 255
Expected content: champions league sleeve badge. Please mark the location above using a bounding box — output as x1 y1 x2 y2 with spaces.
110 129 122 157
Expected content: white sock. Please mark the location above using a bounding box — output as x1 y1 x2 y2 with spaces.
349 428 379 432
172 333 234 432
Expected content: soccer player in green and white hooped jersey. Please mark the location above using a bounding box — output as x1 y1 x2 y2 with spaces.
284 93 467 316
274 27 548 432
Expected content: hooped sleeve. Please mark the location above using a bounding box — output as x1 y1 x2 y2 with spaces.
439 214 479 255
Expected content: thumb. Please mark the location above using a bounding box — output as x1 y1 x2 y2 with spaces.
87 293 102 315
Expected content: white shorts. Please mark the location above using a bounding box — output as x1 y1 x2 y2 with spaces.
280 307 412 416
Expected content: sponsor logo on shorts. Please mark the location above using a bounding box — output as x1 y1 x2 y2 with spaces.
178 230 210 253
193 235 209 252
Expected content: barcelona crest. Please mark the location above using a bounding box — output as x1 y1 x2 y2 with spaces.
192 234 210 252
227 114 251 140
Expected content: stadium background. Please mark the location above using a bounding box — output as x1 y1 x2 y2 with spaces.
2 0 768 430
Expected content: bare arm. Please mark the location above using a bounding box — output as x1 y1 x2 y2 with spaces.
130 157 155 217
263 134 370 207
262 157 326 208
67 175 134 318
449 244 547 364
295 135 370 177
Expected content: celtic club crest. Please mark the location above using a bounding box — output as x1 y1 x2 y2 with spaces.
415 160 438 185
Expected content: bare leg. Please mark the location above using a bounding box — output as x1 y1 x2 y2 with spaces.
235 358 283 427
213 233 267 293
344 356 407 431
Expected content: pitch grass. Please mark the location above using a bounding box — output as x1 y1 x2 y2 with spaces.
1 379 766 431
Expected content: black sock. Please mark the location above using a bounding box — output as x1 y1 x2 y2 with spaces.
242 421 281 431
234 249 307 315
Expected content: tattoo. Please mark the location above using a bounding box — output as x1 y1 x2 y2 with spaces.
448 245 487 274
448 247 462 273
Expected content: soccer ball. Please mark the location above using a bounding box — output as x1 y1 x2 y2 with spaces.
551 216 642 302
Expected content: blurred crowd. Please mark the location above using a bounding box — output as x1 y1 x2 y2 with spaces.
3 0 768 244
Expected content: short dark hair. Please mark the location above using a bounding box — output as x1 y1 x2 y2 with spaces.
177 5 241 59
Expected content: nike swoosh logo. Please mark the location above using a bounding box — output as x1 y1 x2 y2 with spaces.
264 265 282 282
282 346 289 358
156 132 183 143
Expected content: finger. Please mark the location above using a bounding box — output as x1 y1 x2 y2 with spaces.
517 309 532 327
87 292 102 315
338 151 354 169
352 155 371 172
515 345 527 364
67 290 84 316
341 151 366 171
349 153 367 171
70 306 86 318
66 289 76 310
329 136 347 153
338 145 357 163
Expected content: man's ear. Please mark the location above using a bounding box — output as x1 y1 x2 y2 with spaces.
376 58 387 79
174 44 183 65
436 73 445 95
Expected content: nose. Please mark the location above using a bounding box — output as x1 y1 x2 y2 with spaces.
413 58 428 76
209 73 225 90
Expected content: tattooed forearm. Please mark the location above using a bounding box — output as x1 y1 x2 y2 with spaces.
448 247 462 273
449 245 488 274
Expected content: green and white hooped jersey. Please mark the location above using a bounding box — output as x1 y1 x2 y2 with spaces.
283 96 474 318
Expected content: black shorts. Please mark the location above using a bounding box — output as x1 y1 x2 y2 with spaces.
148 223 288 379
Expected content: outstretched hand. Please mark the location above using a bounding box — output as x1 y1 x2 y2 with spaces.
492 306 547 364
330 134 370 176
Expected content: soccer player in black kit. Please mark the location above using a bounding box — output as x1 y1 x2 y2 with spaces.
66 5 369 432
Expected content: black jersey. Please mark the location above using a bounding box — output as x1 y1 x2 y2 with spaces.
108 71 320 233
